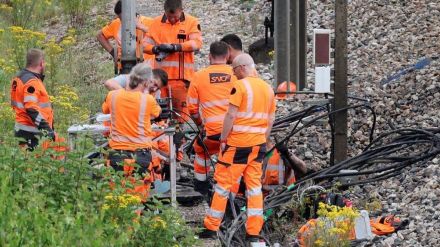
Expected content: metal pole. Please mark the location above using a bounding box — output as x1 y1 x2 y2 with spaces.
334 0 348 164
274 0 290 86
121 0 137 74
298 0 307 90
289 0 299 90
165 127 177 207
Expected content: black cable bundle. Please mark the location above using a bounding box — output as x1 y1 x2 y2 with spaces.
220 127 440 246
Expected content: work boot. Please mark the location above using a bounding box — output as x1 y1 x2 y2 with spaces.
198 228 218 239
246 235 266 247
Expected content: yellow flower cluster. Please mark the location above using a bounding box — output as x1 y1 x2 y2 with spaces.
0 58 17 74
0 101 14 122
9 26 46 44
303 203 359 247
152 216 167 229
0 3 13 12
50 85 80 111
46 38 64 56
102 194 142 210
50 84 90 127
317 202 359 222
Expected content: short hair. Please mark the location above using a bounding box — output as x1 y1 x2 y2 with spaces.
164 0 182 13
153 68 168 87
209 41 229 58
221 34 243 51
114 0 122 15
128 63 152 89
26 49 44 68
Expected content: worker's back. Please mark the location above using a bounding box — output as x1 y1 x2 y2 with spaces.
11 69 54 131
187 64 236 135
228 76 275 147
102 89 161 151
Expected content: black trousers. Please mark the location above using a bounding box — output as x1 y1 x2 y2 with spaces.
15 130 40 151
108 149 152 176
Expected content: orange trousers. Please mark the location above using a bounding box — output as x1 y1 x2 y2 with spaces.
166 80 189 122
193 135 220 182
204 144 266 236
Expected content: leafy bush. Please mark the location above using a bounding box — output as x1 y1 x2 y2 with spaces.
0 0 55 29
0 136 199 246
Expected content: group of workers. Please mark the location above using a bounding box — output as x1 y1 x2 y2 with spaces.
10 0 308 245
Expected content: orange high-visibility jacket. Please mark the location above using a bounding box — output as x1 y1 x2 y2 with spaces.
187 64 236 135
10 69 54 134
262 149 295 190
143 13 202 82
102 89 161 151
101 15 154 63
227 76 276 147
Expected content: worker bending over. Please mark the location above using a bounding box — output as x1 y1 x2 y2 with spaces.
102 63 161 201
202 54 276 246
143 0 202 117
10 48 55 150
262 141 307 191
104 67 169 99
186 41 236 194
97 0 154 69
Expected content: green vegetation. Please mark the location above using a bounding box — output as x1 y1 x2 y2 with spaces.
0 1 199 246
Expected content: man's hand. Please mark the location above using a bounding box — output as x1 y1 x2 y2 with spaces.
220 139 227 152
276 142 290 155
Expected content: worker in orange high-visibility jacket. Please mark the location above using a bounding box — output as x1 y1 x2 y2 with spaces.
201 54 276 244
102 63 161 202
187 41 236 195
143 0 202 117
10 48 55 151
97 0 154 67
262 142 307 191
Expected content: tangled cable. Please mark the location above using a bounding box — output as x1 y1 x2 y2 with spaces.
221 120 439 246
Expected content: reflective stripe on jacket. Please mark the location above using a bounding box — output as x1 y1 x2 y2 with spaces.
102 89 161 151
143 13 202 81
187 64 236 135
10 69 53 133
227 76 276 147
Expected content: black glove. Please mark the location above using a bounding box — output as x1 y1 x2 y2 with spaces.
276 143 289 155
158 44 182 53
152 45 161 55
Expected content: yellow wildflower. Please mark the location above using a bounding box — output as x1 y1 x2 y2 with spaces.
153 216 167 229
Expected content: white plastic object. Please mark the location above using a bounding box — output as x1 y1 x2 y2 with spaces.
250 242 266 247
96 113 111 123
67 124 109 134
354 210 374 240
315 66 331 93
